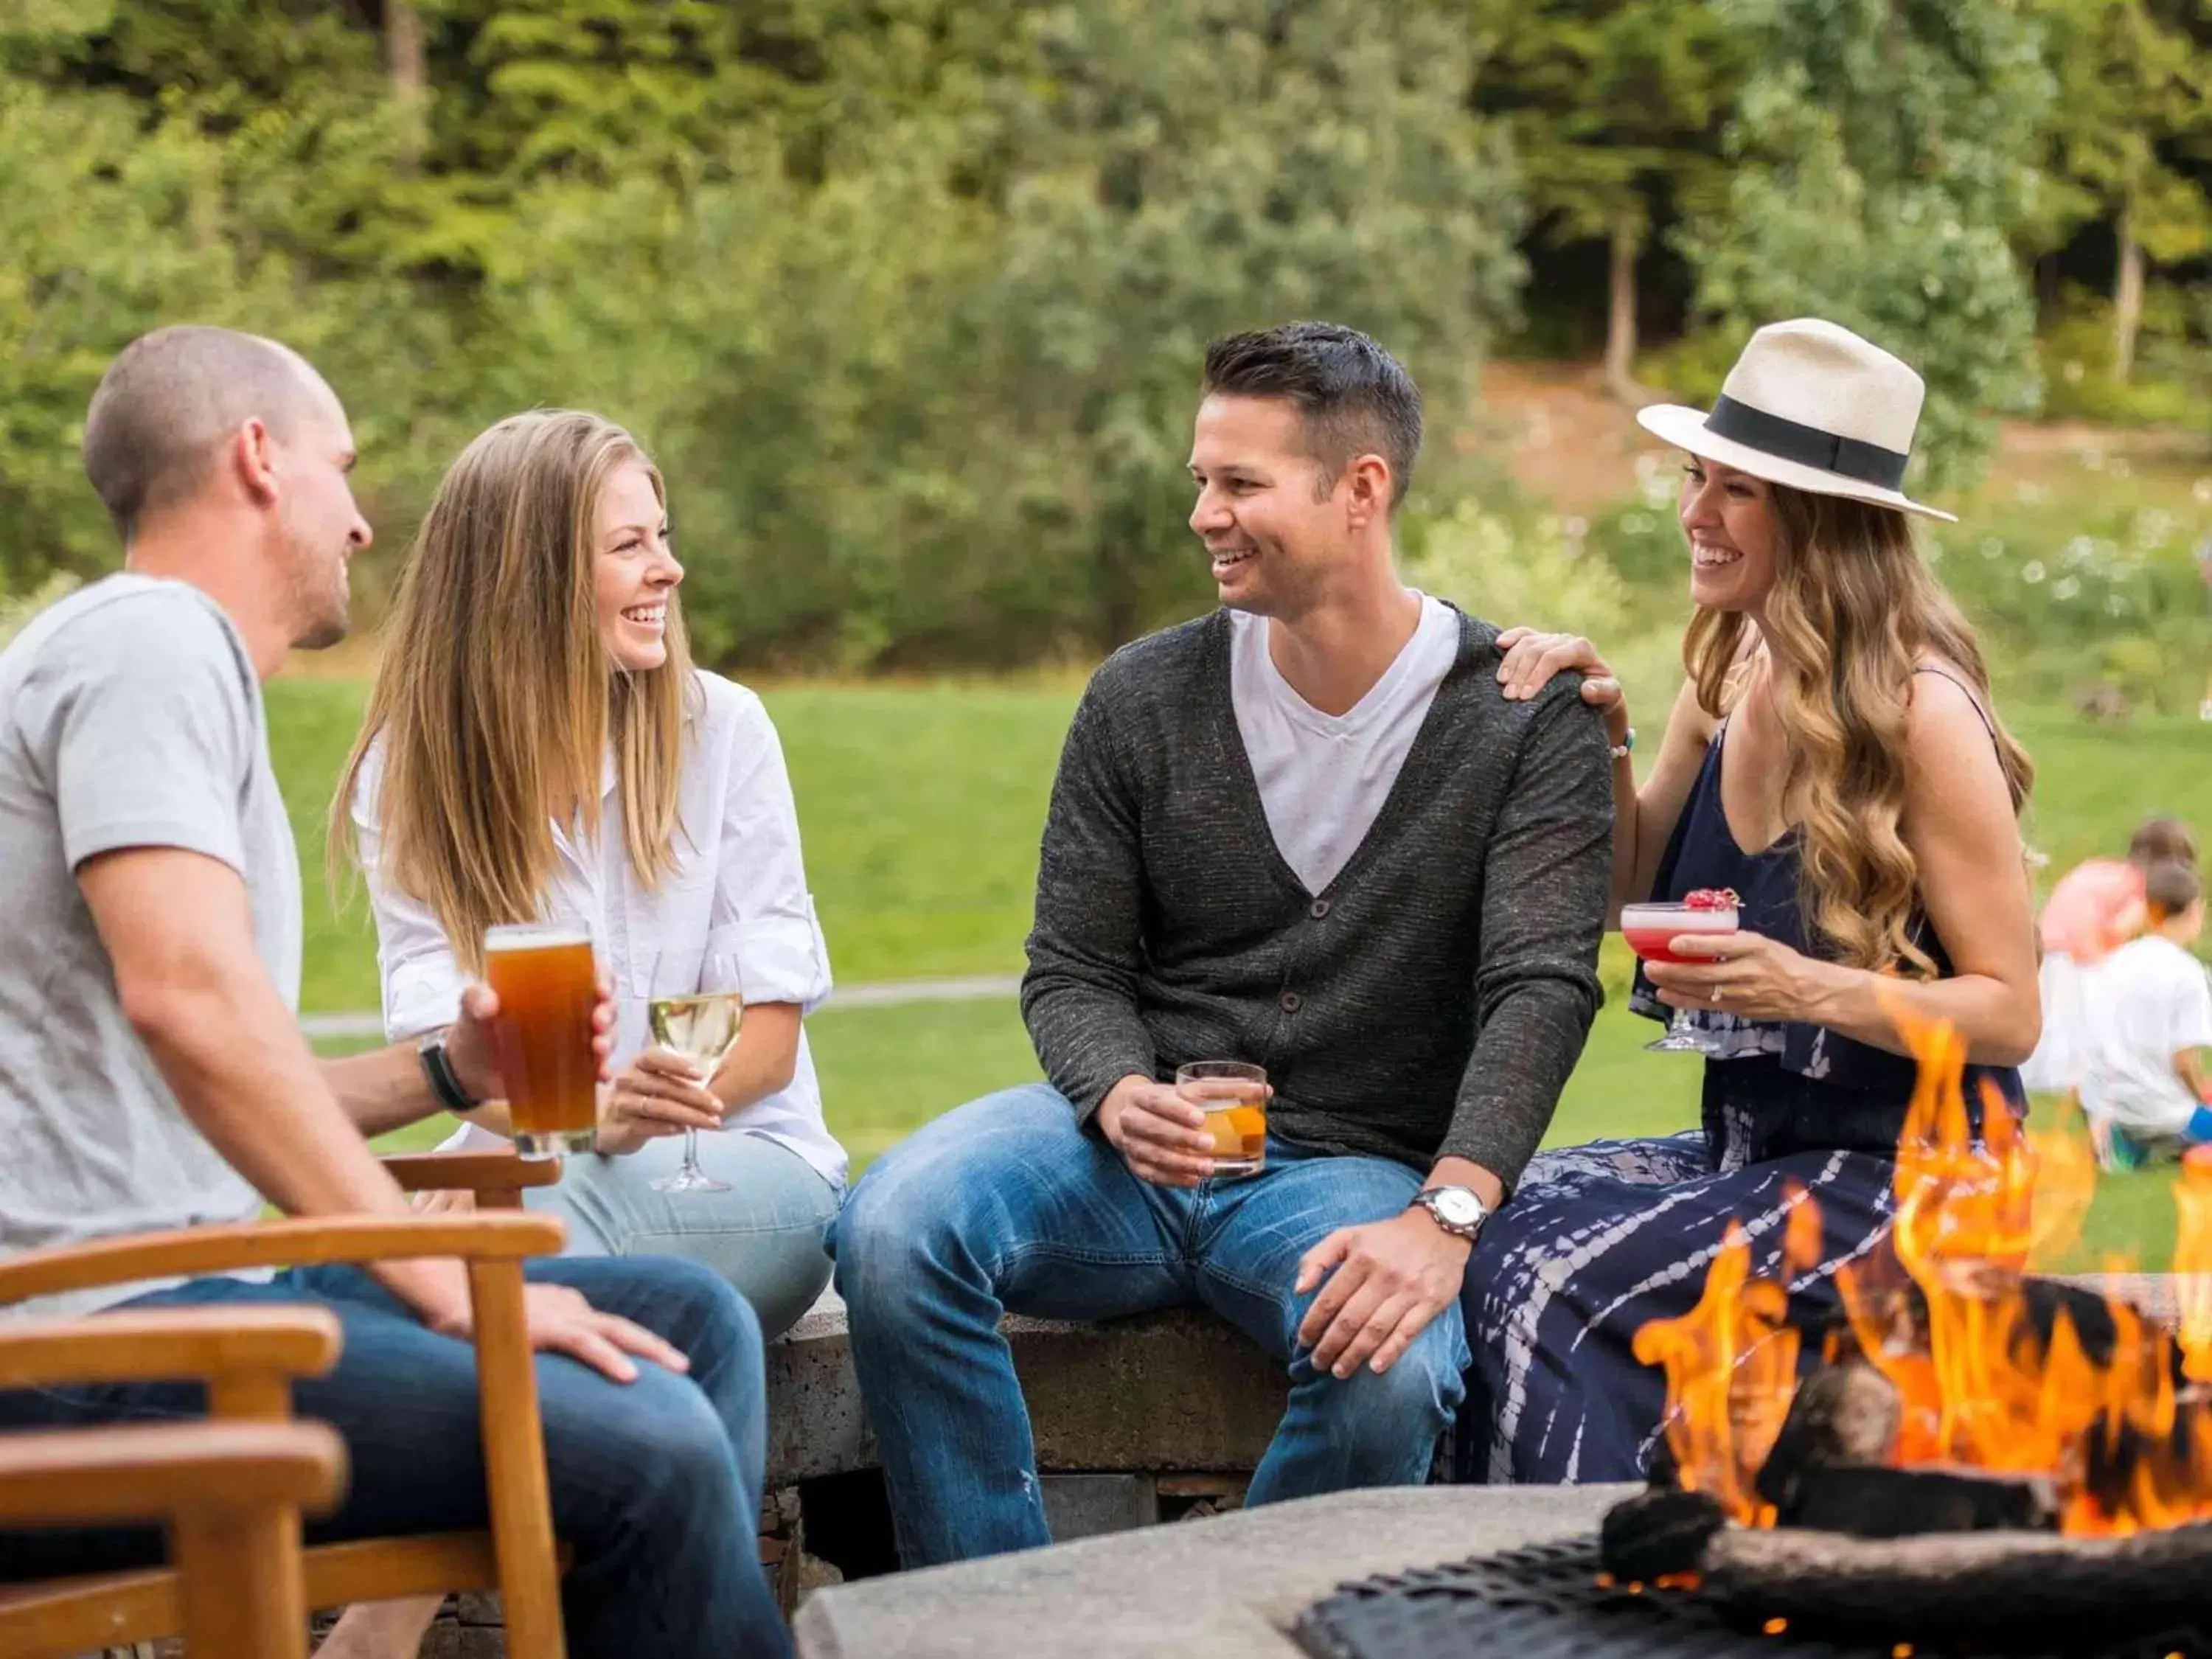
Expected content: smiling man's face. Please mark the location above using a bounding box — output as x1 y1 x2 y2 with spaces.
1186 394 1351 620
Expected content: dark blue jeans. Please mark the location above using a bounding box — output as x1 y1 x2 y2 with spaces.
0 1255 790 1659
830 1083 1467 1567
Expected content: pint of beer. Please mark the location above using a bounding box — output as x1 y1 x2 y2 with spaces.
483 924 599 1156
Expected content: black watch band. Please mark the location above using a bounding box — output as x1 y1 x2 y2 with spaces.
419 1036 482 1113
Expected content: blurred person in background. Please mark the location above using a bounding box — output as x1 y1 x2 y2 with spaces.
2021 815 2197 1102
2077 858 2212 1170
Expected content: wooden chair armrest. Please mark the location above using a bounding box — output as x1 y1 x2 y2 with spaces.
381 1150 563 1201
0 1419 347 1526
0 1213 566 1310
0 1307 343 1392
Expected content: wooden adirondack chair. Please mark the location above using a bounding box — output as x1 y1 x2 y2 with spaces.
0 1304 349 1659
0 1150 570 1659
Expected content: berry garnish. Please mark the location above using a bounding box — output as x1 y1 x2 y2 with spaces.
1683 888 1739 911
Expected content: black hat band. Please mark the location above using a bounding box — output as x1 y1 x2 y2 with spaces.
1704 394 1910 493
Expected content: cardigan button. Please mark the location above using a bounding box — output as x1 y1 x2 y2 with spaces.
1279 991 1304 1013
1309 899 1331 919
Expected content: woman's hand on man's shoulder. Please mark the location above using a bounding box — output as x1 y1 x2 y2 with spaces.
1493 627 1627 741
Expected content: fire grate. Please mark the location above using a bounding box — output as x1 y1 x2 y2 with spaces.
1290 1534 2212 1659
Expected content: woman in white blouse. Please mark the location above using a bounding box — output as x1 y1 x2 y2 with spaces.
330 408 844 1338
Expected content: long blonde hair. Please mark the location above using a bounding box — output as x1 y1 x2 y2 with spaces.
331 411 695 972
1683 487 2033 978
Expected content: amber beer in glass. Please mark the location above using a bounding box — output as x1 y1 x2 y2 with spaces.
483 924 599 1156
1175 1060 1267 1178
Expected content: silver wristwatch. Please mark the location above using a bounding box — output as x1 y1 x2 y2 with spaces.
1409 1185 1489 1240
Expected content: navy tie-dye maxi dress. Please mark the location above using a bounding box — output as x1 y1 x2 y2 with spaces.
1448 673 2024 1485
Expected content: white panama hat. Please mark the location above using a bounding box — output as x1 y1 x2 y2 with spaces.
1635 318 1957 524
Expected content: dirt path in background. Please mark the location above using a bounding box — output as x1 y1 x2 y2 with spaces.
1464 361 1669 515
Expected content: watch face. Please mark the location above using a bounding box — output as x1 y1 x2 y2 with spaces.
1430 1188 1484 1226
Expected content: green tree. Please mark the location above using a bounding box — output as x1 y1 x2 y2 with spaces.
974 0 1526 650
1478 0 1747 400
1680 0 2054 492
2032 0 2211 380
0 0 1527 666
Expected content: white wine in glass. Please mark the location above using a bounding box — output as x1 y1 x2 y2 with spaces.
647 988 743 1194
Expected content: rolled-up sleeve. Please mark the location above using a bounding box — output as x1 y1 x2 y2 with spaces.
348 750 465 1042
713 698 832 1011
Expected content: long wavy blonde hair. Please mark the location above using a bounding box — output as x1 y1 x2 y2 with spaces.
330 411 694 973
1683 486 2032 978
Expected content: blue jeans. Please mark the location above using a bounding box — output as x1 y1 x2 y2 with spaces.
828 1083 1467 1567
529 1132 840 1338
0 1255 790 1659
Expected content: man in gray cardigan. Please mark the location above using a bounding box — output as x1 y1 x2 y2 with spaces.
833 322 1614 1566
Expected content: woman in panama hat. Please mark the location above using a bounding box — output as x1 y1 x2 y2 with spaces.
1448 319 2040 1484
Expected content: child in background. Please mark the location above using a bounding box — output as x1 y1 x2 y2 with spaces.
2079 860 2212 1169
2022 815 2198 1096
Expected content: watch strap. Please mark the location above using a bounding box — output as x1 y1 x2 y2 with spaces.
419 1036 482 1113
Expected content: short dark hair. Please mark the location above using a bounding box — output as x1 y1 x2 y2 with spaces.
2129 815 2198 870
2145 859 2202 920
83 325 328 539
1200 322 1422 509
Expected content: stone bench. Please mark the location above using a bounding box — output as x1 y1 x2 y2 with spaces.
765 1275 2193 1486
765 1290 1286 1489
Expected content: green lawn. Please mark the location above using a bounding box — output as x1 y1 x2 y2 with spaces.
277 678 1076 1014
282 676 2212 1264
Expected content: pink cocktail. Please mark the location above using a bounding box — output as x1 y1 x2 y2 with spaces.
1621 903 1740 964
1622 893 1739 1053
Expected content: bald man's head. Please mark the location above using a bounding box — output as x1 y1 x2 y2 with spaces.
82 326 340 539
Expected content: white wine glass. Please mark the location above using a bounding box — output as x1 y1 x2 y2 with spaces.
644 945 745 1195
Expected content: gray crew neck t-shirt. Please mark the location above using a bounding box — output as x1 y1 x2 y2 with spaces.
0 574 299 1316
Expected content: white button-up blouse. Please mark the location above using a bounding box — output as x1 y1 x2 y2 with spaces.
349 670 846 1189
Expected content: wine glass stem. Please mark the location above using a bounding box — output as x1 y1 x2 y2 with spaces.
683 1128 703 1179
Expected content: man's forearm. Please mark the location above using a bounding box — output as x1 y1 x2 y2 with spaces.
1443 975 1598 1193
1020 974 1158 1121
323 1041 447 1137
137 974 467 1324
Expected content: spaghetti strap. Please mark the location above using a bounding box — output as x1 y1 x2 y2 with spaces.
1913 663 1998 745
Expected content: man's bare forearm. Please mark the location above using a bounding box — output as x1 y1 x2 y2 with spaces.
139 977 468 1321
322 1040 448 1137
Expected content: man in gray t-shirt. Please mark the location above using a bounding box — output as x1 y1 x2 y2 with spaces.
0 327 789 1659
0 574 296 1303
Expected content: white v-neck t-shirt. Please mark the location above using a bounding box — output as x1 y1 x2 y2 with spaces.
1228 594 1461 896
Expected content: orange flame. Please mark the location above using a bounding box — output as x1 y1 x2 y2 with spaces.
1639 1007 2212 1535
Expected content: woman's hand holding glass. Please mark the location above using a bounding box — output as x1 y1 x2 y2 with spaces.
596 1048 726 1158
1642 926 1832 1025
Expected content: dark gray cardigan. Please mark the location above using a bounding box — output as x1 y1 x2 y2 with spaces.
1018 605 1614 1190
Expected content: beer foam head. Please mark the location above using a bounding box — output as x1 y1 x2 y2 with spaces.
484 922 594 953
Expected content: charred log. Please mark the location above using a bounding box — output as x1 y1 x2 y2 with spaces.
1778 1464 2058 1537
1598 1486 1729 1583
1698 1518 2212 1644
1754 1361 1901 1514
